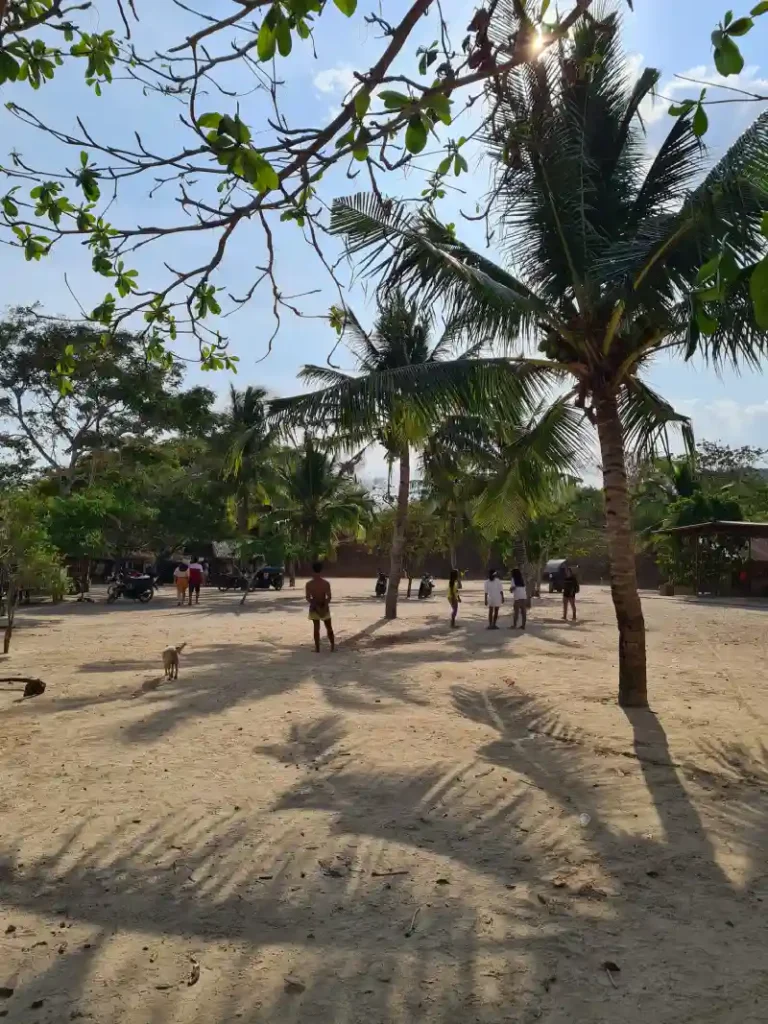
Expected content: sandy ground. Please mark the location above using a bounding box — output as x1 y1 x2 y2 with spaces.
1 579 768 1024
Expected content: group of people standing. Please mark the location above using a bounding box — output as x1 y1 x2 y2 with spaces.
446 566 580 630
172 558 206 606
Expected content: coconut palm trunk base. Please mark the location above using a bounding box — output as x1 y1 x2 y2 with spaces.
385 448 411 620
596 391 649 708
617 612 648 707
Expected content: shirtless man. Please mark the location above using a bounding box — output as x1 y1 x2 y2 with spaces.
306 562 335 652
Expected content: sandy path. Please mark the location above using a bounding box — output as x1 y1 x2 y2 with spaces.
1 580 767 1023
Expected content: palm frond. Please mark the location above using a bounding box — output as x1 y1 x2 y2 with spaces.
630 116 704 225
618 377 694 458
272 357 560 447
339 307 381 370
484 10 644 305
331 194 557 345
607 112 768 314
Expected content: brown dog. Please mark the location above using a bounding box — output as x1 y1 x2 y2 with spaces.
162 643 186 680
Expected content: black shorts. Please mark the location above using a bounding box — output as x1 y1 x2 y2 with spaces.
189 579 201 597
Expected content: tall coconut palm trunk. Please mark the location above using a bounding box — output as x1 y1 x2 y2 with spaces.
511 534 532 598
385 447 410 620
595 391 647 708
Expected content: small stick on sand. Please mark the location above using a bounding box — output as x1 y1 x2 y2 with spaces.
372 870 410 878
404 907 421 937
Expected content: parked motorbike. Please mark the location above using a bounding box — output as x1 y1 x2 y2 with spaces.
251 566 285 591
215 572 250 592
106 571 155 604
375 571 387 598
417 573 435 599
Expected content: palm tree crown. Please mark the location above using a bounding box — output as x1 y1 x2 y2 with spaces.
269 437 372 561
217 385 276 533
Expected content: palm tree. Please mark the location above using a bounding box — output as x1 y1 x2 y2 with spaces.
269 437 372 562
425 399 584 592
217 385 276 534
328 11 768 705
272 290 534 619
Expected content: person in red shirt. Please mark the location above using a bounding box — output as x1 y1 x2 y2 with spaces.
187 557 204 606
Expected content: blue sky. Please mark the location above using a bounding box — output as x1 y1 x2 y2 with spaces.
1 0 767 477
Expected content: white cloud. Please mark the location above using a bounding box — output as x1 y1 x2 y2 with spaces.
672 398 768 444
625 52 644 88
313 65 357 96
639 63 768 127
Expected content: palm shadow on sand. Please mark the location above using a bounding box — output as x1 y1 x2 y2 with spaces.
3 681 767 1023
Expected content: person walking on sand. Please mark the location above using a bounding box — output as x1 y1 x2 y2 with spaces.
187 557 204 606
511 567 528 629
447 569 461 628
484 569 504 629
306 561 335 653
562 565 580 621
173 562 189 606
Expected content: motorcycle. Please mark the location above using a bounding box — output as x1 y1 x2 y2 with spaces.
251 566 285 591
375 571 387 598
106 571 155 604
417 573 435 599
214 571 250 592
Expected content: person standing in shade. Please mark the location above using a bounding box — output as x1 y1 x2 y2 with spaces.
562 565 580 621
511 567 528 629
173 562 189 606
484 569 504 629
187 557 204 606
447 569 461 628
306 561 335 652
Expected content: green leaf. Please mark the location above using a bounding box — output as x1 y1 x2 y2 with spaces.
256 158 279 193
2 196 18 218
276 20 292 57
354 90 370 118
697 254 721 284
0 51 20 84
541 0 551 17
668 99 696 116
428 92 452 125
379 90 410 110
197 112 222 129
333 0 357 15
724 9 733 25
726 16 753 35
751 1 768 13
750 256 768 328
405 116 428 154
714 35 744 76
719 251 740 285
695 306 719 335
257 21 276 61
437 155 452 175
692 103 709 138
760 211 768 237
334 129 355 150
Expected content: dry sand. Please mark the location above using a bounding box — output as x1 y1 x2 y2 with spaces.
1 579 767 1023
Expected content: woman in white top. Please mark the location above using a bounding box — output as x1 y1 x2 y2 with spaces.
483 569 505 629
511 567 528 629
173 563 189 606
